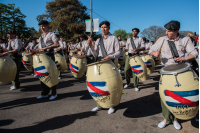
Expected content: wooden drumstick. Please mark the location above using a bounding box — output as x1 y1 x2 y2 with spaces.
159 39 165 53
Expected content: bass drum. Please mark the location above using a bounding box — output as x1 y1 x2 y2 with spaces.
86 59 123 108
33 52 59 88
54 52 68 72
154 56 161 66
22 52 33 71
0 54 17 84
69 50 76 62
159 63 199 120
70 54 87 78
140 54 155 75
118 50 126 66
129 55 147 81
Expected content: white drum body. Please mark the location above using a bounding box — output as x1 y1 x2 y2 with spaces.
140 54 155 75
54 52 68 72
22 53 33 71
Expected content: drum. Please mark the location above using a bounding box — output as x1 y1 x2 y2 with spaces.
86 59 123 108
159 63 199 120
22 52 33 71
54 52 68 72
140 54 155 75
0 54 17 84
154 56 161 66
70 54 87 78
129 55 147 81
118 50 126 66
32 52 59 88
69 50 76 61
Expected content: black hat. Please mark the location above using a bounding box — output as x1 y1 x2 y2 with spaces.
7 30 15 34
142 37 146 40
124 38 127 41
60 36 63 38
164 20 180 31
38 20 49 25
99 21 110 27
117 35 121 37
132 28 140 33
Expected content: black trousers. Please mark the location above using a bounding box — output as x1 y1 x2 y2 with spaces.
41 53 57 96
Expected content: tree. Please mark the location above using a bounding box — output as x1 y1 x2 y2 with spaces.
0 4 10 36
140 25 165 41
113 29 127 40
37 0 90 42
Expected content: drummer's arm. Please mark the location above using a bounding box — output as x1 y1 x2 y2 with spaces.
90 39 97 57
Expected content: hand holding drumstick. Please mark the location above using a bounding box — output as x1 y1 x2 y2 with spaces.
151 39 165 57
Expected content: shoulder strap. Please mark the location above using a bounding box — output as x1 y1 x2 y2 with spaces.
99 38 107 57
8 41 12 51
40 36 46 48
130 38 138 54
80 42 82 47
168 40 179 63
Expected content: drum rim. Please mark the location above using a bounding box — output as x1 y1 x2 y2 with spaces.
160 63 191 75
86 59 111 67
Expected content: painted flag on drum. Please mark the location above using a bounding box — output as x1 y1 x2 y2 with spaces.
70 63 79 73
34 66 49 78
145 61 152 68
164 89 199 107
55 61 61 68
22 60 31 66
87 81 110 97
131 65 143 74
69 55 72 59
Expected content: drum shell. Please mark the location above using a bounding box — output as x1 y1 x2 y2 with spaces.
154 56 161 66
69 51 76 61
54 53 68 72
33 53 59 88
70 56 87 78
159 70 199 120
22 54 33 71
118 51 126 66
0 55 17 84
129 56 147 81
140 55 155 75
86 60 123 108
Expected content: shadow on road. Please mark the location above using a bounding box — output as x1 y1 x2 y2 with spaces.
0 111 97 133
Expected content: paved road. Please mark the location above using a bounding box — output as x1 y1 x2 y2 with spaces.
0 66 199 133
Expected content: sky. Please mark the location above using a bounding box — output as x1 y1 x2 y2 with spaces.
1 0 199 36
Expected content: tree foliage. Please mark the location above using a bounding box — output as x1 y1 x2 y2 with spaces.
140 25 165 41
113 29 133 40
0 3 35 39
36 0 90 42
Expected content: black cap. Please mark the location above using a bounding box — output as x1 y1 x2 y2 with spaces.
99 21 110 27
142 37 146 41
132 28 140 33
164 20 180 31
60 36 63 38
117 35 121 37
38 20 49 25
7 30 15 34
124 38 127 41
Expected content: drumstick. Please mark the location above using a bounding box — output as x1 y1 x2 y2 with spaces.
158 39 165 53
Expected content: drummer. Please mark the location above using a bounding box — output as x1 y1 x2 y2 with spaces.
26 37 38 51
36 20 59 100
88 20 120 114
74 38 80 52
68 40 75 52
123 28 145 91
56 36 67 79
0 30 22 90
141 37 151 54
79 32 96 64
149 20 198 130
117 35 126 71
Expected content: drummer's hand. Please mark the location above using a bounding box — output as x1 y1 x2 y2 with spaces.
131 49 137 54
152 51 160 57
174 57 186 62
2 52 8 55
102 56 110 60
39 47 46 51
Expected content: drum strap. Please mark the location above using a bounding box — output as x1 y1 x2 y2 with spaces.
8 41 12 51
80 42 82 47
168 40 179 62
131 38 138 54
99 38 107 58
39 36 46 48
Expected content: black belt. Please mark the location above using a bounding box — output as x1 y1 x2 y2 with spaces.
86 55 94 57
128 53 138 56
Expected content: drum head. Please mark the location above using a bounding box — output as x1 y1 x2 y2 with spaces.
73 54 85 58
86 59 111 67
160 63 191 75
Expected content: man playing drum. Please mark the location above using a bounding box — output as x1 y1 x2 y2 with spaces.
141 37 151 54
149 20 198 130
123 28 145 91
36 20 59 100
87 21 120 114
117 35 126 72
76 35 86 52
0 30 22 90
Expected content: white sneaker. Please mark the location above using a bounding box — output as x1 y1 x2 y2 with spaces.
124 84 130 89
36 95 48 99
118 70 121 72
10 86 17 90
108 108 115 114
49 94 57 100
31 73 34 75
135 88 140 91
173 121 181 130
158 121 169 128
91 107 100 112
58 77 61 79
34 75 37 77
